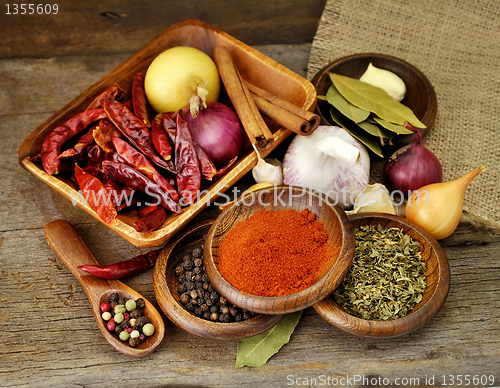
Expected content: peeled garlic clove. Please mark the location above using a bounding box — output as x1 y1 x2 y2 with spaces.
348 183 396 215
252 144 283 185
359 63 406 102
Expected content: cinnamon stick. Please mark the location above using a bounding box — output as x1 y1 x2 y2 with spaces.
212 46 273 151
245 81 320 136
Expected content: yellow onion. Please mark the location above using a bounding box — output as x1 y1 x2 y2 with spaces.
144 46 220 117
405 164 486 240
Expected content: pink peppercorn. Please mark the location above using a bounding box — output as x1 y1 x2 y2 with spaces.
100 303 110 313
125 327 133 333
106 318 116 331
123 312 130 320
139 334 146 341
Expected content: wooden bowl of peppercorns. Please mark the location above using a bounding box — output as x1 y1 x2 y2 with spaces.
153 218 285 340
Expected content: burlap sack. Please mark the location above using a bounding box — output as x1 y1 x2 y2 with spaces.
307 0 500 233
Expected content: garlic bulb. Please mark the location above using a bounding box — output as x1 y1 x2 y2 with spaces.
359 63 406 102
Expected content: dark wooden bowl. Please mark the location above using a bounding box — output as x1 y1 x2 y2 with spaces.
153 218 284 340
313 213 450 338
203 185 355 315
311 53 438 151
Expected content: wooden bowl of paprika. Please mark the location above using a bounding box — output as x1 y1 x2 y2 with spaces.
313 213 450 338
153 218 285 340
203 185 355 315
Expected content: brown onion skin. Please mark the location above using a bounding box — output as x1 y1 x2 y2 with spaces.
383 124 442 197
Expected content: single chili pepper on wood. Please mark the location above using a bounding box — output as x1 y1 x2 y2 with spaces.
41 108 107 175
74 164 118 225
111 137 179 203
132 73 151 127
58 124 97 159
212 156 238 181
133 206 167 233
175 112 201 205
100 94 175 173
151 113 172 161
102 160 182 214
77 249 161 279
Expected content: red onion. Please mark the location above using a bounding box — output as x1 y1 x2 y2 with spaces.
186 101 246 168
383 122 442 196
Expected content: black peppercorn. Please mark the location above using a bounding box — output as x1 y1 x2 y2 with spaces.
193 267 202 275
135 298 146 310
210 312 219 321
201 274 209 283
243 312 252 320
185 303 195 311
234 314 242 322
177 283 187 294
205 298 213 307
219 296 227 305
179 293 191 305
194 273 202 282
203 312 211 320
190 290 198 300
118 298 125 306
121 320 131 329
219 313 230 323
200 304 209 312
195 281 203 290
203 282 209 290
178 273 185 282
186 281 195 291
192 247 203 258
129 337 139 347
184 271 193 281
175 266 185 276
194 258 203 267
210 305 219 314
194 308 203 317
182 260 194 271
114 324 123 335
229 306 237 317
182 254 191 262
210 291 218 301
109 293 120 303
130 308 143 319
220 306 230 315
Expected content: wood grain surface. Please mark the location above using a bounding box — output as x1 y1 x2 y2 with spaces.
1 18 499 388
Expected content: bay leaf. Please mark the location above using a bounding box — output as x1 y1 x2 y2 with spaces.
325 85 370 123
329 73 426 129
330 107 384 157
235 311 302 367
372 117 413 134
357 119 395 141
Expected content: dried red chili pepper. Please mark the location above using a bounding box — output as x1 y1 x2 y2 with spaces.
151 113 172 161
162 112 177 145
194 143 217 181
212 156 238 181
86 84 125 111
41 108 107 175
74 164 118 225
58 124 97 159
122 99 133 111
175 112 201 205
100 94 175 173
93 118 121 153
139 204 160 217
133 206 167 233
111 137 179 203
102 160 182 214
77 249 161 279
132 73 151 127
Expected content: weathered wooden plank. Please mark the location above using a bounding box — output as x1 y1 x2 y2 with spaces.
0 0 325 59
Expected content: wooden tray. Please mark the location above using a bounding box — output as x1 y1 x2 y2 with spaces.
18 19 317 248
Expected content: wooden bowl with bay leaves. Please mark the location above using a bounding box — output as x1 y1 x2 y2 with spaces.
203 185 355 315
312 53 437 152
313 213 450 338
153 218 284 340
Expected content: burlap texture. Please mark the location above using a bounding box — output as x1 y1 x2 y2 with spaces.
307 0 500 233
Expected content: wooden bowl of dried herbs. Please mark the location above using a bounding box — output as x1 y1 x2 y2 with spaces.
313 212 450 338
312 53 437 156
153 218 285 340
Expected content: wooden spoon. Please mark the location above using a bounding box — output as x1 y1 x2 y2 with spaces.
44 219 165 357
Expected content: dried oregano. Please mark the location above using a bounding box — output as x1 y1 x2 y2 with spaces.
334 224 426 320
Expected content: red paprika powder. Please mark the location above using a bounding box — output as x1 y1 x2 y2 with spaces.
218 208 331 297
